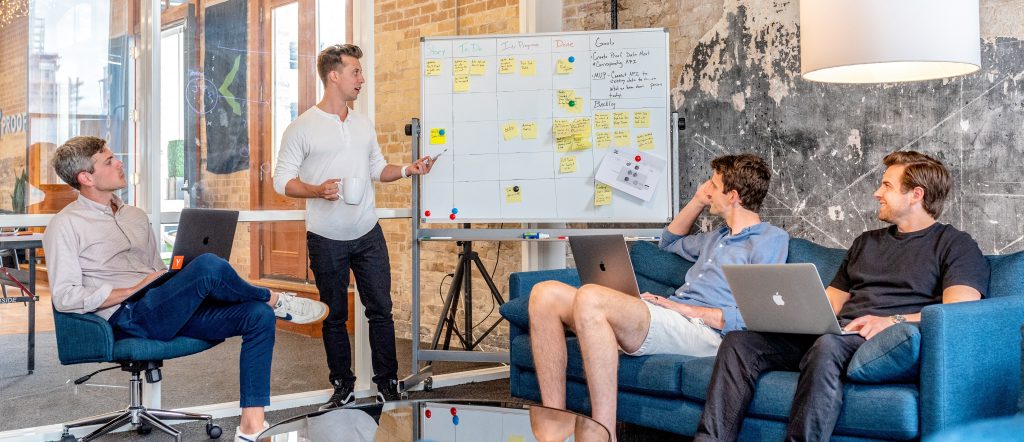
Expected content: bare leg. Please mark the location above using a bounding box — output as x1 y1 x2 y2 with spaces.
572 284 651 438
239 407 265 434
528 280 579 409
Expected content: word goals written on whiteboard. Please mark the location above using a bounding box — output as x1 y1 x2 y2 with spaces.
419 28 673 223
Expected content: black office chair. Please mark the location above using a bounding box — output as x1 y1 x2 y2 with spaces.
53 309 224 441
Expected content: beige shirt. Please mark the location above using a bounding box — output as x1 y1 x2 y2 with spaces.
273 106 388 241
43 194 165 320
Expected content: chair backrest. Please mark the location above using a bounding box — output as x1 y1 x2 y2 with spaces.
985 251 1024 299
52 308 115 364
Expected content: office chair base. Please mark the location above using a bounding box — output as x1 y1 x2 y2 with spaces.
60 405 218 441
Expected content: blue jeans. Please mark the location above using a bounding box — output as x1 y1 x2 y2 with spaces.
109 253 275 408
307 223 398 386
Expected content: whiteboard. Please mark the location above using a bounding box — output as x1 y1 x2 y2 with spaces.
419 29 673 223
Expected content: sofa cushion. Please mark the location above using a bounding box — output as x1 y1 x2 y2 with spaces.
499 295 531 331
509 335 695 398
986 250 1024 298
629 240 692 296
847 323 921 383
786 237 846 285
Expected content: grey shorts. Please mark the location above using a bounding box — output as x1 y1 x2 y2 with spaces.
624 301 723 358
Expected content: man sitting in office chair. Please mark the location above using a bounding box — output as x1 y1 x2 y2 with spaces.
43 136 329 442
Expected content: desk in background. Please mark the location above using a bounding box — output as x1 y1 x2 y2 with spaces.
0 233 42 374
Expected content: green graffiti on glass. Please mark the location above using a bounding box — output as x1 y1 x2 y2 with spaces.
218 55 243 116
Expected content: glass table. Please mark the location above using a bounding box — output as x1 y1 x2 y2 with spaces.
256 399 610 442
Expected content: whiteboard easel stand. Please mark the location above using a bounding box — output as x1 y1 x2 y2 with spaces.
402 112 682 392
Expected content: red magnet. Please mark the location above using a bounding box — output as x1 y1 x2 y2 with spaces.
450 407 458 416
450 213 457 220
425 409 432 418
635 155 642 162
424 210 431 217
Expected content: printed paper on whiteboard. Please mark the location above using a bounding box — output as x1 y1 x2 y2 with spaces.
595 148 665 202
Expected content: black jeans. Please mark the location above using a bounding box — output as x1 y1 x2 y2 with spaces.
307 223 397 386
695 331 866 442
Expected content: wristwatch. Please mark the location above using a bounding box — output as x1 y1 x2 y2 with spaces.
891 314 907 324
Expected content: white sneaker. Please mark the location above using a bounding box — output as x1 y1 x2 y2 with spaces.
273 292 328 324
234 421 269 442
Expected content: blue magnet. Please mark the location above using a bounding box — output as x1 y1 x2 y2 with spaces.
439 129 446 136
452 208 459 214
568 56 575 63
453 415 460 426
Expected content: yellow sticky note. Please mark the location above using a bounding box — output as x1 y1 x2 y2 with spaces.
505 185 522 203
573 134 592 150
556 89 574 109
520 59 536 76
555 136 574 152
502 122 519 141
425 60 441 76
521 121 537 139
634 111 651 128
595 183 612 206
594 113 611 129
559 155 577 174
453 75 470 92
568 94 583 113
499 57 515 74
508 437 525 442
453 59 469 75
637 132 655 150
430 128 447 145
553 119 572 139
556 58 574 74
595 131 612 148
613 112 630 128
570 118 592 137
614 130 630 147
470 59 487 76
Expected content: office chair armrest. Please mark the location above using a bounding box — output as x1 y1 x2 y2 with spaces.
53 310 115 364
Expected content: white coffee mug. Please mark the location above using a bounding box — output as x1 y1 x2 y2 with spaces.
339 177 367 205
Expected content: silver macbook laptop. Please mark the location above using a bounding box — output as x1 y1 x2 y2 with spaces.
722 263 857 335
568 235 641 297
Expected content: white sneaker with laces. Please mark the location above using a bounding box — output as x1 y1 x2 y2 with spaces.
273 292 328 324
234 421 269 442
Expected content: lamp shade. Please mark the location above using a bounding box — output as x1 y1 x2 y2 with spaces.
800 0 981 84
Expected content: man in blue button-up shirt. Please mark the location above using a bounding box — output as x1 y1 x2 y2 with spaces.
529 154 788 435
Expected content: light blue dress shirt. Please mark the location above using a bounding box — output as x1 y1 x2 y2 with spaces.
658 222 789 335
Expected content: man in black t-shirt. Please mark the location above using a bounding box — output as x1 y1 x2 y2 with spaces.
695 151 990 442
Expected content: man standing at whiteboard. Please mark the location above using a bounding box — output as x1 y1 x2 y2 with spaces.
528 154 788 437
274 44 433 408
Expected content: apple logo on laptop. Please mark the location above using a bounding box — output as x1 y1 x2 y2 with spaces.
772 292 785 306
599 261 607 272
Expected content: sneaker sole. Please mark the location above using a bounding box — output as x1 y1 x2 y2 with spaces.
280 304 330 325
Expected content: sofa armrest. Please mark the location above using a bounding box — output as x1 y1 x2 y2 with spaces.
920 296 1024 435
53 310 115 364
504 269 579 342
508 269 580 301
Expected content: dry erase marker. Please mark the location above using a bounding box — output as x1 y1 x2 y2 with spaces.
426 148 448 165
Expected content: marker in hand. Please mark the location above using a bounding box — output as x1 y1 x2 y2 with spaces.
425 148 448 166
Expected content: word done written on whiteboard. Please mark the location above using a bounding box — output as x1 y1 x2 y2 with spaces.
420 29 673 223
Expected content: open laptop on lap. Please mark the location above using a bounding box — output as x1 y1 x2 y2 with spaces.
568 235 641 297
722 263 858 335
126 208 239 302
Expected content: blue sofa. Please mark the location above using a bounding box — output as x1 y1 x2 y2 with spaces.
499 238 1024 440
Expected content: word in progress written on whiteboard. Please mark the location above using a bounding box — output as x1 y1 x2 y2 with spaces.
420 29 672 223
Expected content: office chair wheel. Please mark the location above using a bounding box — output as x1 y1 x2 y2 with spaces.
423 377 434 391
136 422 153 435
59 433 76 442
207 423 223 439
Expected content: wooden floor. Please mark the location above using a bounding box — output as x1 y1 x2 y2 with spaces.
0 278 53 335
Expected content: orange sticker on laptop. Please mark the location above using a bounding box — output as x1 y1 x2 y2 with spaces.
171 255 185 270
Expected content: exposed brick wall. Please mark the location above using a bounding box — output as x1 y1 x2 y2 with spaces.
0 17 29 213
375 0 521 352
